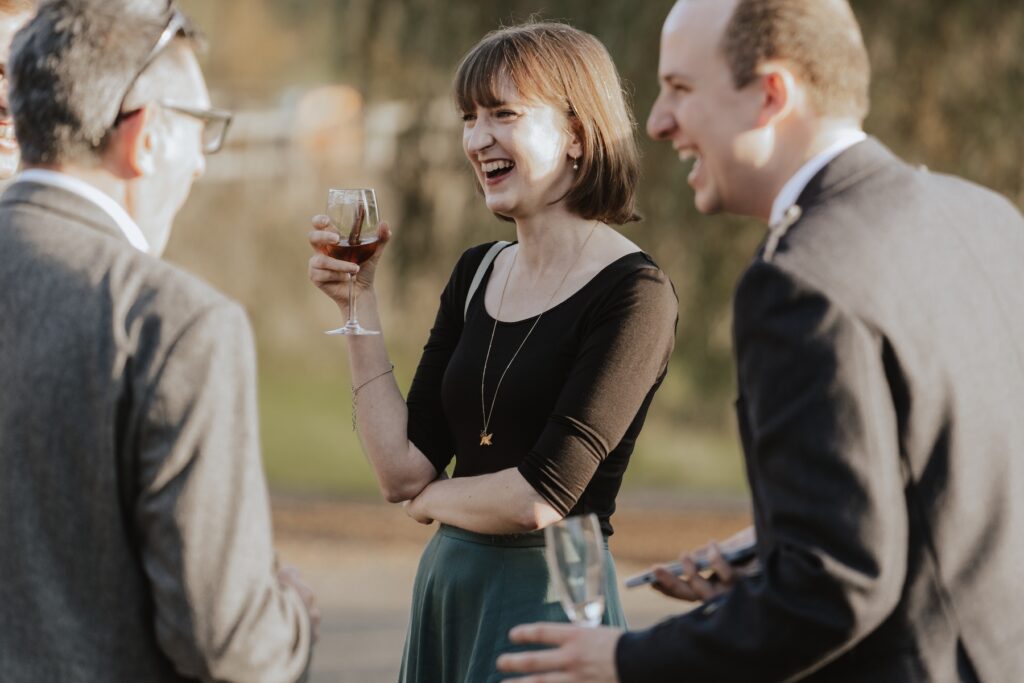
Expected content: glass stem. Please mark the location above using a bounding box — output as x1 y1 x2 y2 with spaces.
349 276 358 326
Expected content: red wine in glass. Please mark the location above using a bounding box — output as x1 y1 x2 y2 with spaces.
320 237 381 265
324 188 381 336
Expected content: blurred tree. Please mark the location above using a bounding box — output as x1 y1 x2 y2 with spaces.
174 0 1024 431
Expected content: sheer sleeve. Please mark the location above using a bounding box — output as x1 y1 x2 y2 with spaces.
517 263 678 515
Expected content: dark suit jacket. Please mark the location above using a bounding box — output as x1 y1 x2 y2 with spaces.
0 181 311 682
617 139 1024 682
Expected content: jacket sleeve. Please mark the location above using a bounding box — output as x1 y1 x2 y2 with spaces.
133 301 311 683
616 261 906 682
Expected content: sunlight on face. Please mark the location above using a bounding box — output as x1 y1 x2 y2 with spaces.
646 0 764 217
131 49 210 255
461 78 577 220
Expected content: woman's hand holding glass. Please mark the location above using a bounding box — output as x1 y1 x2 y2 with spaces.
307 216 392 319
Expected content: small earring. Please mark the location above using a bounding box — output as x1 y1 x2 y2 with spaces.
572 157 580 172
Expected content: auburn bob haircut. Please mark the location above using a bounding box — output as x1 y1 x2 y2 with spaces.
454 22 641 225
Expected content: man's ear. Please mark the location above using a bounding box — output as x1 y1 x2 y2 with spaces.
103 106 157 179
755 62 799 128
733 63 801 168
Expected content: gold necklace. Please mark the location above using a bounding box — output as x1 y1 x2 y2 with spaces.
479 223 599 446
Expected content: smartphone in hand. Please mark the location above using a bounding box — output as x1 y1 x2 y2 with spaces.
624 542 757 589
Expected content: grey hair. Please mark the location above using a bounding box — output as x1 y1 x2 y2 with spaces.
8 0 200 165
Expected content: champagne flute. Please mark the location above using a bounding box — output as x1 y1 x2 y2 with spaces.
322 188 381 336
544 513 606 627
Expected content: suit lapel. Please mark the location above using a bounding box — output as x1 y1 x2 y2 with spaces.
795 137 902 213
755 137 902 263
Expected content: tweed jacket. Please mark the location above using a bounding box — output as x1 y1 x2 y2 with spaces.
0 181 311 682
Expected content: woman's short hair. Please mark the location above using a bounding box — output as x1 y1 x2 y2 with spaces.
454 22 641 225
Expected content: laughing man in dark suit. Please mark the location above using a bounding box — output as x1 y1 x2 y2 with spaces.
498 0 1024 681
0 1 317 680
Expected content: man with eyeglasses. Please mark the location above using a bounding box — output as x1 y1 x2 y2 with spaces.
0 1 317 681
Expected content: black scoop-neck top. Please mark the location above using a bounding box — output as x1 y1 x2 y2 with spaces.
406 242 677 535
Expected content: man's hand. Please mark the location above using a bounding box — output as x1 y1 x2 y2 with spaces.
278 565 321 642
496 623 623 682
651 542 735 602
651 525 759 603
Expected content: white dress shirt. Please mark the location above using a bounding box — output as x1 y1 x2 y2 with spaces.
14 168 150 253
769 129 868 227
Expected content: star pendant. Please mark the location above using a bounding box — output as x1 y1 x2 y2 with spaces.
479 432 493 446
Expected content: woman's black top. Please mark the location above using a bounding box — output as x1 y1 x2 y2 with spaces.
406 242 677 535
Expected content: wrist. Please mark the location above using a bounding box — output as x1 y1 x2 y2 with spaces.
412 483 431 510
352 363 394 391
350 362 394 430
334 287 376 316
416 480 442 514
356 287 377 307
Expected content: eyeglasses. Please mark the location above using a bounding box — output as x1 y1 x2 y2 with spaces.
112 5 233 154
116 6 189 121
160 102 232 154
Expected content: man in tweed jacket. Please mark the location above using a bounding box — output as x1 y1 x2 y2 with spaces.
0 1 316 680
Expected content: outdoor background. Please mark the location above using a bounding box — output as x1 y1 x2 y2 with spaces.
168 0 1024 499
164 1 1022 679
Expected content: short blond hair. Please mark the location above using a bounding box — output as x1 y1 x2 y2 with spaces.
722 0 871 120
454 22 641 225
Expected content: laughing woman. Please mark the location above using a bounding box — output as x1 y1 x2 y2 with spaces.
307 22 677 683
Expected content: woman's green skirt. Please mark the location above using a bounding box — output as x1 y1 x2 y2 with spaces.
398 523 627 683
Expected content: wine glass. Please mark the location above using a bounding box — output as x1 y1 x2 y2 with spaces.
322 188 381 336
544 513 606 627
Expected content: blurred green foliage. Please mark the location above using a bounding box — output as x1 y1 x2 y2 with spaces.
171 0 1023 498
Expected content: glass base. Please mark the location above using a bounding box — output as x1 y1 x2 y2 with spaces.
325 321 380 336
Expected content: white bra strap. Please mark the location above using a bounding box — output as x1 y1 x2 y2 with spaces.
464 241 512 321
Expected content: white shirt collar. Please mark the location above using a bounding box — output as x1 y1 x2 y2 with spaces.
14 168 150 253
769 130 868 227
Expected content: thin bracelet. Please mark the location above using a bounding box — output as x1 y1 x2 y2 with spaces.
351 364 394 431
